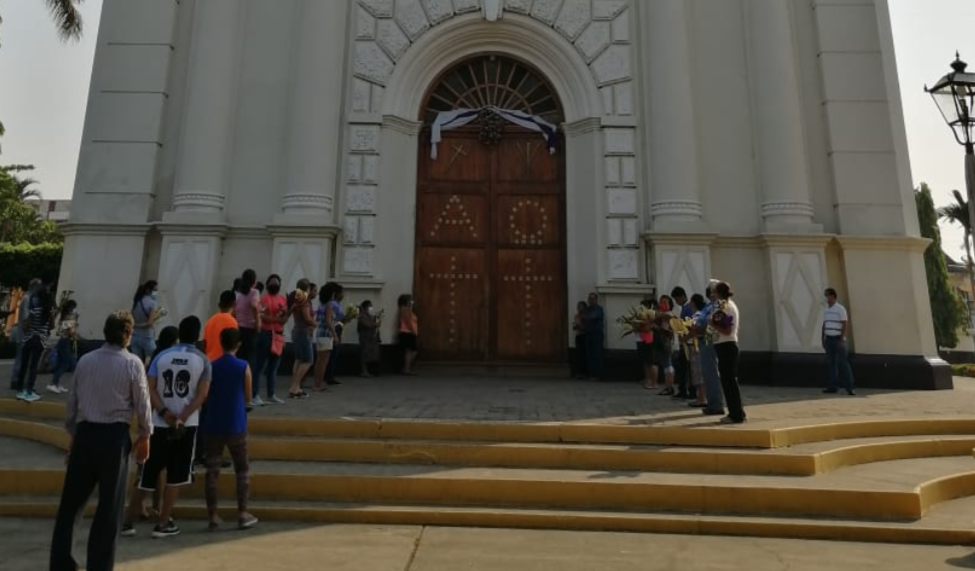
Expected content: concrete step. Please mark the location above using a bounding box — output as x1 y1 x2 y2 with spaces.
2 455 974 522
2 495 973 546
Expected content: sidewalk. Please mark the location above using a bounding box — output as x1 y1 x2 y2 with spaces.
1 517 972 571
3 360 974 427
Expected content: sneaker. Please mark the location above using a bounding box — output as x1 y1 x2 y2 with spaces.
719 415 746 425
22 391 42 403
58 386 70 394
121 523 136 537
151 519 180 539
250 396 266 407
266 395 285 404
14 391 27 401
238 512 259 529
702 408 725 416
46 385 61 394
845 388 857 396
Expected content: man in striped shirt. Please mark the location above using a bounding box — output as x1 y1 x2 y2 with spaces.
822 288 856 396
50 310 152 571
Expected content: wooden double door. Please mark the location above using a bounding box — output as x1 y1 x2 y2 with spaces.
414 129 566 362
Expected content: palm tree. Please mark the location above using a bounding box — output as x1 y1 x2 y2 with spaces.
938 189 975 300
44 0 83 41
12 177 41 202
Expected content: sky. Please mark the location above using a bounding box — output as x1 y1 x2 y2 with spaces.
0 1 974 256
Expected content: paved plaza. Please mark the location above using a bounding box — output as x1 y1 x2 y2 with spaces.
2 517 975 571
4 359 974 427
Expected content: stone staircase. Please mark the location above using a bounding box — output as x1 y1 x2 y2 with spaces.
1 400 974 545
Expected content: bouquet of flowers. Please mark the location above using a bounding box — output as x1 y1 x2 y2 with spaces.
615 305 657 338
374 308 385 327
345 304 361 319
708 300 735 336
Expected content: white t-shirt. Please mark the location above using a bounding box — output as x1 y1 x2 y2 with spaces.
823 302 848 338
147 344 211 427
713 300 739 345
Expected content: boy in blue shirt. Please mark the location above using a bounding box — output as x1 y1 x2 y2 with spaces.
201 327 258 531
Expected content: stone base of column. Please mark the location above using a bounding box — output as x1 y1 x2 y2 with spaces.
760 201 823 234
156 223 228 329
59 223 151 339
760 234 831 353
837 235 941 358
645 232 717 296
268 223 341 294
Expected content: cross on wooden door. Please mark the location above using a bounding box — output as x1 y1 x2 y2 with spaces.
502 257 554 347
429 255 480 346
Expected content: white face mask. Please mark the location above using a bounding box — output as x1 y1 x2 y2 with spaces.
150 291 159 299
367 307 375 316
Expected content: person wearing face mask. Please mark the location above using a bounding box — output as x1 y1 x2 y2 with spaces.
251 274 288 405
131 280 161 365
356 300 381 377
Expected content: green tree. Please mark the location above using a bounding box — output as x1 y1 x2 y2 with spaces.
0 165 62 245
917 183 965 349
937 189 975 300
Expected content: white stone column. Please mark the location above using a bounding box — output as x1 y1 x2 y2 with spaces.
270 0 349 290
166 0 245 219
158 0 244 325
278 0 348 221
642 0 704 231
745 0 819 233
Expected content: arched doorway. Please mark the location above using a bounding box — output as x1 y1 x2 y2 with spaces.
413 54 567 363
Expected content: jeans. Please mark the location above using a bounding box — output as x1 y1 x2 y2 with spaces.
674 349 689 396
700 342 724 411
204 433 250 517
128 334 155 364
252 330 281 398
51 337 77 386
714 341 746 422
15 336 44 393
824 337 855 391
237 327 258 366
9 340 23 389
574 334 587 377
584 330 605 379
50 422 131 571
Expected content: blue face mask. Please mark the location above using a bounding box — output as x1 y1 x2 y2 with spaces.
150 291 159 299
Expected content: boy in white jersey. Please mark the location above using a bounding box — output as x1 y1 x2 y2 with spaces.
123 316 210 538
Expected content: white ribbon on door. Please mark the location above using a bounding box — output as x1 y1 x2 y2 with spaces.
430 106 558 160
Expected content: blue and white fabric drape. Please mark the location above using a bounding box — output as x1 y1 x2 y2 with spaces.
430 106 558 159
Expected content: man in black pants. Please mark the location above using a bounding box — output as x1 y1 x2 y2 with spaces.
50 311 153 571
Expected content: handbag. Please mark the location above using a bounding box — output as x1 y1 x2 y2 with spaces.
271 332 285 357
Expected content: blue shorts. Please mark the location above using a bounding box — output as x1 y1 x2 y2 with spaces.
292 331 313 363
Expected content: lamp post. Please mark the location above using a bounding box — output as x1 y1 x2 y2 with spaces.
926 52 975 251
927 53 975 333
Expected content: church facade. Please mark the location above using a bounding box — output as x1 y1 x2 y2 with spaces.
62 0 949 387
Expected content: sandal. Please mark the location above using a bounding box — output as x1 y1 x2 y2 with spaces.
658 388 675 396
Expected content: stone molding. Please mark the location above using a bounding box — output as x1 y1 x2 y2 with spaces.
758 233 833 249
60 223 151 237
171 192 226 212
382 115 423 135
760 201 816 220
651 199 704 221
836 235 931 254
281 193 334 212
562 117 602 136
267 224 342 239
595 282 654 296
643 232 718 247
155 222 229 238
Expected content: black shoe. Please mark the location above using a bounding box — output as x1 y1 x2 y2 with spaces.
719 415 746 425
121 523 136 537
702 408 725 416
220 458 232 469
326 379 342 386
822 388 838 394
152 519 180 539
845 388 857 396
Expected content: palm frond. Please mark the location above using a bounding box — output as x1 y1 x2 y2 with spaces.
45 0 83 41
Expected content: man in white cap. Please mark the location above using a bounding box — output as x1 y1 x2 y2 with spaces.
692 279 725 416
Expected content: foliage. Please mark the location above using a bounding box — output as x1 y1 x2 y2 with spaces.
0 242 63 288
0 164 62 245
951 364 975 378
917 184 966 349
937 188 975 302
43 0 83 41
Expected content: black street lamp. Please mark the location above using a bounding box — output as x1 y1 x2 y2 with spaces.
926 53 975 244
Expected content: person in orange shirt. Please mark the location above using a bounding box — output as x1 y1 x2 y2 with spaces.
203 291 238 362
